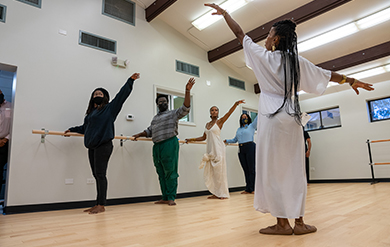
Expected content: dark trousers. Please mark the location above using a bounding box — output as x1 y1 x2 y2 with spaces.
305 157 310 183
88 141 113 206
0 142 9 185
152 136 179 201
238 142 256 193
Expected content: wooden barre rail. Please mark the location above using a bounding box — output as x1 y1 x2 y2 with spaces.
369 139 390 143
32 129 238 146
371 162 390 165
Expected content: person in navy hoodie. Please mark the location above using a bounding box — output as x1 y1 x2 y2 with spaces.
65 73 140 214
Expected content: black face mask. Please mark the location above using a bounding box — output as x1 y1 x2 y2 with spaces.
158 103 168 112
93 96 104 105
0 94 4 103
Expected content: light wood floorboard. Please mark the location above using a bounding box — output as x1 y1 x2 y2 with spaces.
1 183 390 246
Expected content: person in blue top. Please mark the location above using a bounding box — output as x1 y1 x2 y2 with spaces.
224 113 257 194
65 72 140 214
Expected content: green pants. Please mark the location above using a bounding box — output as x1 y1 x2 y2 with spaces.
152 136 179 201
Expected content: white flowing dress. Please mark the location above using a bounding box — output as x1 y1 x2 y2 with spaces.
242 35 331 218
200 124 230 198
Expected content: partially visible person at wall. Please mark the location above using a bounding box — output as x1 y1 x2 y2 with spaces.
132 78 195 206
224 113 258 194
65 73 140 214
0 89 11 203
304 129 311 183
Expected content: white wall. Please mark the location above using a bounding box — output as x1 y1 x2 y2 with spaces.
301 80 390 180
0 0 260 206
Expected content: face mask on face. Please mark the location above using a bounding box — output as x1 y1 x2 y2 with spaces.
158 103 168 112
93 96 104 105
241 119 248 125
0 94 4 103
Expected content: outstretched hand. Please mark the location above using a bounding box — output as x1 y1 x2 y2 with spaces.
351 80 374 95
64 129 71 137
186 77 196 91
204 3 224 15
130 73 140 80
235 99 245 106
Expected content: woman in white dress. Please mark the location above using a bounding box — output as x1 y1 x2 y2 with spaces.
186 100 244 199
205 3 374 235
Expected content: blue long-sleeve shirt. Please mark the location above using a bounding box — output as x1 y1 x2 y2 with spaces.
225 116 258 144
69 77 134 149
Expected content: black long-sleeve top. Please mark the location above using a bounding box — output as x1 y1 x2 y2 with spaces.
69 77 134 149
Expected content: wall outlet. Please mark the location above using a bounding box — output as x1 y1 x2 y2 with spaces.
87 178 95 184
126 114 134 121
65 178 73 185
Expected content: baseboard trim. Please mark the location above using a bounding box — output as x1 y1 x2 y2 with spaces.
3 186 246 215
309 178 390 183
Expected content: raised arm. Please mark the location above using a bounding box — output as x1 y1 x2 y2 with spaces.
184 77 195 108
330 72 374 95
205 3 245 44
218 100 245 128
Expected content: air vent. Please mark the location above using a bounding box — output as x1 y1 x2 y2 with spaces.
176 60 200 77
16 0 41 8
229 77 246 90
103 0 135 26
0 4 6 23
79 31 116 54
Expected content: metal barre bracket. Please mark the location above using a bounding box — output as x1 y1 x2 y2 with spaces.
120 134 130 147
41 128 49 143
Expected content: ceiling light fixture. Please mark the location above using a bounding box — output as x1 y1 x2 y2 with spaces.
192 0 252 31
348 64 390 79
298 7 390 53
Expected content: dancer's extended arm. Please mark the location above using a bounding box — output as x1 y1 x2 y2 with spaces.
205 3 245 44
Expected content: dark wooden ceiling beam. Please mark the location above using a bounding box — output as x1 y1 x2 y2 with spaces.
208 0 352 63
146 0 177 22
254 41 390 94
316 41 390 71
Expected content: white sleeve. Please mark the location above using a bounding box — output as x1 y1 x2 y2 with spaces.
299 56 331 95
243 35 267 70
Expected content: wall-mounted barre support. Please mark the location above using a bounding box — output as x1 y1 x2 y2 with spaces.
32 129 238 146
366 138 390 185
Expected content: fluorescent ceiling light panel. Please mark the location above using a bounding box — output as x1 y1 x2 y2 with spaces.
356 7 390 29
192 0 252 31
298 23 358 52
298 6 390 52
348 66 387 79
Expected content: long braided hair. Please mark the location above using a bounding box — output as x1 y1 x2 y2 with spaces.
269 19 301 125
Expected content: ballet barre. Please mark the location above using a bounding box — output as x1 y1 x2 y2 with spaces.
32 129 238 146
366 138 390 185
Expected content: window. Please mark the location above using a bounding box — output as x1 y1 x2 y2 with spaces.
16 0 41 8
305 107 341 131
367 96 390 122
102 0 135 26
79 31 116 54
156 89 194 124
242 108 258 121
0 4 6 23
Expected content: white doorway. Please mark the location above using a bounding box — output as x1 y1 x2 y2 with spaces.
0 62 17 209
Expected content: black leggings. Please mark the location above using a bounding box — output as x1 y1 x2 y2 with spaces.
0 142 8 185
88 141 113 206
238 142 256 193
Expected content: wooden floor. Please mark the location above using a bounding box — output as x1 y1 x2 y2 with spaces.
1 183 390 247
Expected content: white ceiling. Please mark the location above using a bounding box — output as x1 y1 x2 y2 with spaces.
135 0 390 96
